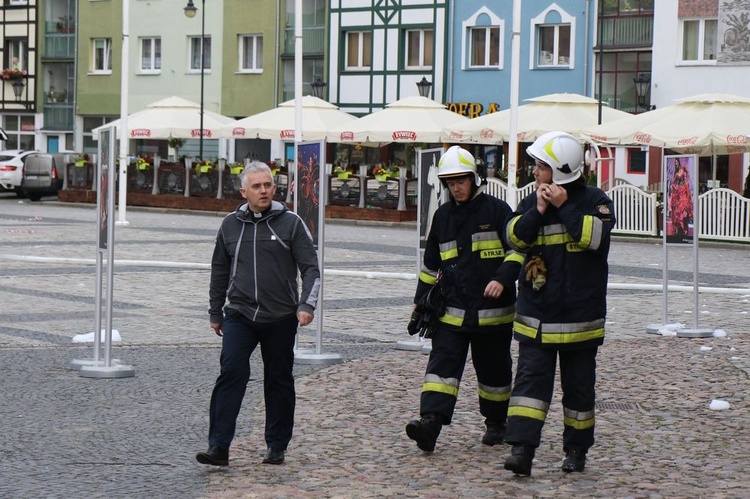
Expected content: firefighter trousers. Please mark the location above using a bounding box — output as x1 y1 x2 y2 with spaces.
419 325 513 425
504 342 598 451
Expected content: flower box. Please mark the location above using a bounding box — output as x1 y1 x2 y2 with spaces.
74 160 86 167
137 161 150 170
197 165 212 174
375 174 390 183
271 168 279 175
337 172 351 180
230 165 244 175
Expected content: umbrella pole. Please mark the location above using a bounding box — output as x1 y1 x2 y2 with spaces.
116 0 130 226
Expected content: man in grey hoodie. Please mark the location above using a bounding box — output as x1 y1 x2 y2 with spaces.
196 161 320 466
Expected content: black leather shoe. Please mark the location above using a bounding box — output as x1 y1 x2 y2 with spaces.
504 444 535 476
561 447 586 472
481 421 506 446
405 414 442 452
262 447 285 465
196 445 229 466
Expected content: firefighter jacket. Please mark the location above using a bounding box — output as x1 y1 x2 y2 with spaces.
506 178 616 350
416 189 524 333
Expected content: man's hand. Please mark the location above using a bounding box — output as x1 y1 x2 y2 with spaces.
536 183 551 213
298 311 314 326
543 183 568 208
210 322 223 337
483 280 504 299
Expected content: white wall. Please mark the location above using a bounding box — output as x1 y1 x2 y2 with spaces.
652 2 750 108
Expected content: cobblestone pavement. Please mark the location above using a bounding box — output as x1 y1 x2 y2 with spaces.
0 194 749 498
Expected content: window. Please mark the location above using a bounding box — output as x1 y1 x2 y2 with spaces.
239 34 263 72
82 116 118 153
469 26 500 68
681 19 717 62
462 8 504 70
189 36 211 72
405 29 433 69
537 24 571 66
5 39 27 71
2 115 35 151
345 31 372 70
529 5 575 69
140 37 161 72
92 38 112 73
627 149 646 174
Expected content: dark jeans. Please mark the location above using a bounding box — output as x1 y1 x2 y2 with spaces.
208 310 298 451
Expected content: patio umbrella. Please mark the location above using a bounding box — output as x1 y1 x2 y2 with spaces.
327 96 468 144
225 95 357 141
581 93 750 156
93 96 235 140
442 93 632 145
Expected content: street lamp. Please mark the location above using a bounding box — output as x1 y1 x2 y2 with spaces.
416 77 432 98
11 79 24 102
633 72 651 112
310 76 327 99
184 0 205 160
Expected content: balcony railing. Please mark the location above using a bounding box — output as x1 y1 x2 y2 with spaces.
600 16 653 48
283 26 325 55
43 100 75 131
44 33 76 59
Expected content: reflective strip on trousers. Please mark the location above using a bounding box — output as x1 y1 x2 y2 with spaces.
478 381 512 402
422 373 459 397
563 406 596 430
507 395 549 422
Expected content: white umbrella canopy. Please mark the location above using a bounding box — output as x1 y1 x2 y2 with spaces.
93 96 235 140
327 96 469 143
581 93 750 156
224 95 357 141
442 93 632 145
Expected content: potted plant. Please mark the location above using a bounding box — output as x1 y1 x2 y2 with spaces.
267 160 279 175
136 155 153 170
167 137 185 161
74 153 90 167
372 164 391 182
333 165 351 180
228 162 244 175
195 159 214 174
1 67 27 81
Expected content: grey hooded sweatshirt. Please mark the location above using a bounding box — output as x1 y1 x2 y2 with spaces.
209 200 320 324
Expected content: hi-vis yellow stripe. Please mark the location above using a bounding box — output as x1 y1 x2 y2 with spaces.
472 239 502 251
514 321 538 339
542 328 605 344
508 405 547 422
419 271 437 285
478 311 515 326
440 248 459 260
564 415 596 430
478 386 511 402
423 382 459 397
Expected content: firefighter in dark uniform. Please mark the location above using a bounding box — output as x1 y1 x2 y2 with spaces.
502 131 616 475
405 146 524 453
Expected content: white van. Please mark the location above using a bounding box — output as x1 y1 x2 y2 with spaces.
21 153 66 201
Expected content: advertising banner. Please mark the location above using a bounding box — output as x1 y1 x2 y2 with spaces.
296 141 322 245
665 155 696 244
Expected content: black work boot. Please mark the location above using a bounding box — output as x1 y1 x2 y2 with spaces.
405 413 442 452
561 447 587 472
481 420 506 446
504 444 535 476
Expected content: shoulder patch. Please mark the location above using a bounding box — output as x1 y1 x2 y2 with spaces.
597 205 611 215
479 224 491 230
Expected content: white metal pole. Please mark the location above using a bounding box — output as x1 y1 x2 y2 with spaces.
506 0 522 209
293 0 302 214
116 0 130 226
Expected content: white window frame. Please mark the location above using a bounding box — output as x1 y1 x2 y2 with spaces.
404 29 433 70
5 39 27 71
529 3 575 69
462 7 505 70
239 34 263 73
91 38 112 74
188 36 211 73
139 37 161 74
679 18 718 65
344 31 372 71
8 0 29 5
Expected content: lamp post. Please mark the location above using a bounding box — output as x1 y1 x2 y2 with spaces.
310 76 327 99
184 0 205 160
11 79 24 103
633 72 651 112
416 77 432 98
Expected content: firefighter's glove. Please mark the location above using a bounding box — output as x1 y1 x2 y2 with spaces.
407 309 423 336
524 255 547 291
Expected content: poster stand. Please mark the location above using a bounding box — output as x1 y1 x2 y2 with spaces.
646 154 714 338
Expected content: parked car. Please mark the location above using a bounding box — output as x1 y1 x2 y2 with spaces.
0 149 39 196
20 153 66 201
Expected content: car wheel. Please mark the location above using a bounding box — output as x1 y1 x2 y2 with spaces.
14 189 26 198
27 193 42 201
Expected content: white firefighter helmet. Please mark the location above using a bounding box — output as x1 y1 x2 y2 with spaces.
437 145 481 186
526 131 584 185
